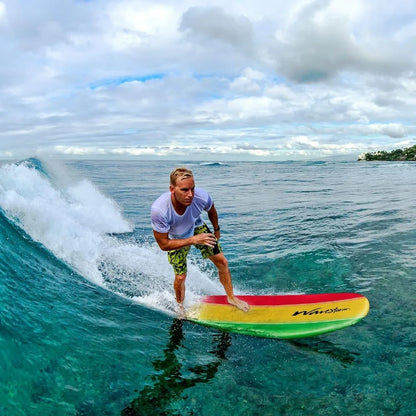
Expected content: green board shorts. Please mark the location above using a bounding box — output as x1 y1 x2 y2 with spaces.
167 224 222 275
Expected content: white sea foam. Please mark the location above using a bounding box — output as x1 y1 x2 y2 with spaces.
0 159 223 313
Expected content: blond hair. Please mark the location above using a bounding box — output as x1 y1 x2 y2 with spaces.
170 167 194 186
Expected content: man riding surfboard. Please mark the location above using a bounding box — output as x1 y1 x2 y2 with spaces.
151 167 249 314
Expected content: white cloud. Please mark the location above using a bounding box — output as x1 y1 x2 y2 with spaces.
1 0 416 161
364 123 407 139
180 6 254 51
111 147 158 156
271 0 411 82
285 136 320 149
0 2 6 23
230 67 265 95
105 2 180 51
53 146 107 156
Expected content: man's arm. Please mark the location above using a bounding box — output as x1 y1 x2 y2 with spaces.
153 230 217 251
207 203 220 239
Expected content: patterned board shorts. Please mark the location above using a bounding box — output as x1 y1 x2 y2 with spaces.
167 223 222 275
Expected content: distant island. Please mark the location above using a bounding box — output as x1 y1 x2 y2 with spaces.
358 144 416 161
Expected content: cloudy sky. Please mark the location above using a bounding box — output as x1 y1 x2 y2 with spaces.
1 0 416 160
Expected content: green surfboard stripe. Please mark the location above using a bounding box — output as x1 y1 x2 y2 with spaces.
191 318 363 339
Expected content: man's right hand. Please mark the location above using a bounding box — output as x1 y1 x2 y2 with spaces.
153 230 216 251
192 233 216 247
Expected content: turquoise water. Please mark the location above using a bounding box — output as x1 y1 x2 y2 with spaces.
0 158 415 415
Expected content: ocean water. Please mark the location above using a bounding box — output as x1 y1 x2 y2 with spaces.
0 158 415 415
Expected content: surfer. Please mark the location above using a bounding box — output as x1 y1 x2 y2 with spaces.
151 167 250 314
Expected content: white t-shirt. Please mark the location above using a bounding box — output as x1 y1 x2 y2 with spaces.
151 187 213 239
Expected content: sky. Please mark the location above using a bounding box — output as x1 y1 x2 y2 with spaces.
1 0 416 161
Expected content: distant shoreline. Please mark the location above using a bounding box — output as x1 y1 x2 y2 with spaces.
358 144 416 161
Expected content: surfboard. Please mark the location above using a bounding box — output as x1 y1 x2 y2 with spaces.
187 293 369 339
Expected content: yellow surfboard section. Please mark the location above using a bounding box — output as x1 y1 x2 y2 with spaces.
187 293 369 339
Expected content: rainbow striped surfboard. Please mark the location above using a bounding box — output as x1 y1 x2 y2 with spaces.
187 293 369 339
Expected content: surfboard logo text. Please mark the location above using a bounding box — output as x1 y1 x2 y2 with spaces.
292 306 350 316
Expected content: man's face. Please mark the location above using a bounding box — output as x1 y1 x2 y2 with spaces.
170 177 195 207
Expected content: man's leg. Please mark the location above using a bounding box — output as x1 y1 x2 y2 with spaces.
194 223 249 312
209 253 250 312
174 273 186 306
168 246 190 312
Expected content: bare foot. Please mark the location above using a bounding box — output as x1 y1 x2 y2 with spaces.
227 296 250 312
177 303 187 319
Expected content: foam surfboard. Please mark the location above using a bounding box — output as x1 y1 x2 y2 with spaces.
187 293 369 339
